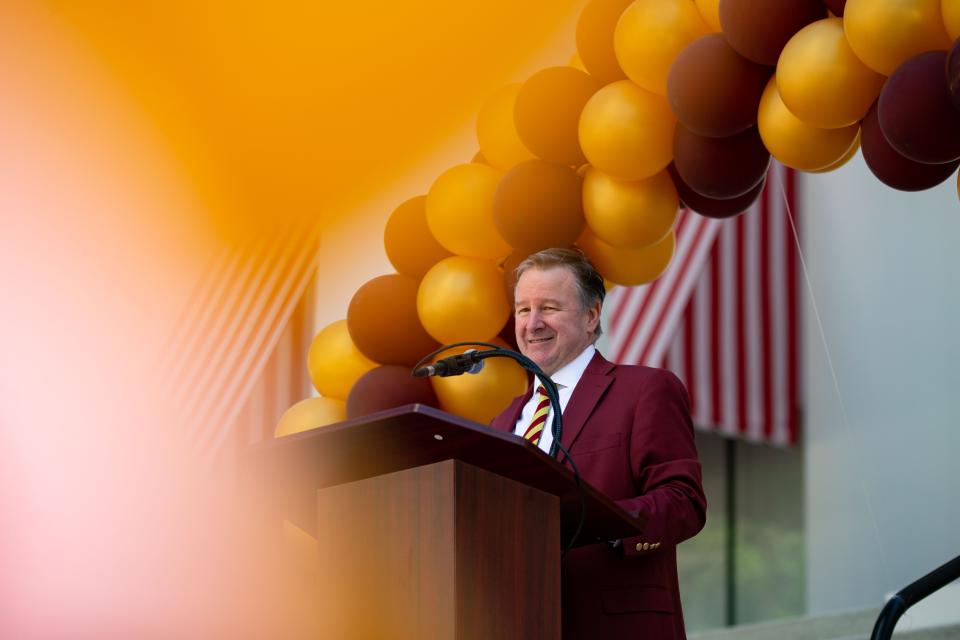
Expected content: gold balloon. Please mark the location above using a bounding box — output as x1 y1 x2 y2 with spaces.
430 339 529 424
476 84 536 171
417 256 511 344
579 80 677 181
614 0 710 95
695 0 722 32
575 0 634 84
426 163 512 260
946 0 960 40
778 18 885 129
384 196 453 278
844 0 953 76
582 166 678 248
307 320 377 400
275 396 347 437
807 131 862 173
514 66 601 166
577 228 676 286
757 77 861 172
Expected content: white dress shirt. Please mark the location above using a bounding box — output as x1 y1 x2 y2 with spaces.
513 344 596 454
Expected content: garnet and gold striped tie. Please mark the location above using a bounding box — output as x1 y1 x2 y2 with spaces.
522 385 550 446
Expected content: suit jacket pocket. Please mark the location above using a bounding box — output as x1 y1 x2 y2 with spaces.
572 431 622 455
601 585 674 614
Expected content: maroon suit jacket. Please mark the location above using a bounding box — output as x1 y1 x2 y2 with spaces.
490 351 706 640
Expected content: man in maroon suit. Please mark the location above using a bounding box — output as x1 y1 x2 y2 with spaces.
490 248 707 640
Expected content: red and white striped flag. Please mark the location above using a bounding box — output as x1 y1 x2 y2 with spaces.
603 163 800 446
604 210 723 367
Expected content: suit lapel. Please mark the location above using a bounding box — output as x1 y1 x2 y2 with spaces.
491 385 533 433
557 351 615 463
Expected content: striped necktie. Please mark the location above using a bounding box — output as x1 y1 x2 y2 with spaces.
522 385 550 446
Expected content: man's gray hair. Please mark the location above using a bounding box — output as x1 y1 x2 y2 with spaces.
514 247 605 339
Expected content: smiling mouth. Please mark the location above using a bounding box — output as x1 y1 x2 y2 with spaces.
527 337 553 344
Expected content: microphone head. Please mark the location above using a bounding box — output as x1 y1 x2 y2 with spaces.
463 349 484 375
411 347 489 378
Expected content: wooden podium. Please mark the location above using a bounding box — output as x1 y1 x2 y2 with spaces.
246 404 645 639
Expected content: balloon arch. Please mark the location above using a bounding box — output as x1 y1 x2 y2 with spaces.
279 0 960 435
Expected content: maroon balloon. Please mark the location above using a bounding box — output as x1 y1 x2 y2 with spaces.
862 100 960 191
878 51 960 164
667 34 773 138
498 313 520 351
947 38 960 113
501 249 525 307
668 164 766 219
719 0 827 65
823 0 846 16
673 124 771 199
346 365 439 419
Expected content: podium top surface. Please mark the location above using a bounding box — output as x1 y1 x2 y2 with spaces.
246 404 645 546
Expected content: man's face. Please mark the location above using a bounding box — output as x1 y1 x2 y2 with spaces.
514 266 600 377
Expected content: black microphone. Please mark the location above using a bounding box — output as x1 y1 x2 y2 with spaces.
412 349 485 377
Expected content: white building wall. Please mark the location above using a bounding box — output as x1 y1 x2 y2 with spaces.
801 155 960 615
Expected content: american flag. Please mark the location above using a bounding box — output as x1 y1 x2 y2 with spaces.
602 163 800 446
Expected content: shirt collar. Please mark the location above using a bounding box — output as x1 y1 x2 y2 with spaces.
549 344 596 390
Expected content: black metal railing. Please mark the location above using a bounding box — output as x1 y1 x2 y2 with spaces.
870 553 960 640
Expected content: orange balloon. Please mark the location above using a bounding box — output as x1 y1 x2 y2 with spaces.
275 396 347 437
614 0 710 95
577 228 676 286
582 166 678 248
579 80 677 181
844 0 953 76
384 196 454 278
576 0 633 84
430 339 529 424
417 256 511 344
514 67 601 166
492 159 585 254
575 0 634 84
757 77 861 171
777 18 885 129
695 0 722 32
476 84 536 171
307 320 377 400
807 130 862 173
426 163 512 260
347 274 440 366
